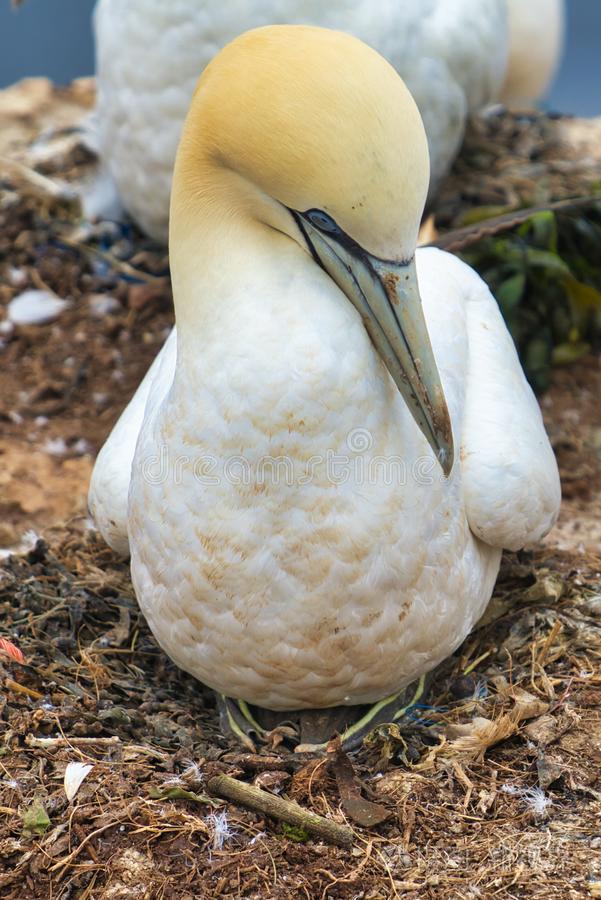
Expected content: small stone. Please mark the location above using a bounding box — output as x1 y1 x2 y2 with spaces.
7 290 70 326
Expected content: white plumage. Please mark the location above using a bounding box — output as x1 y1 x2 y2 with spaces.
89 245 560 561
94 0 509 241
90 245 560 707
89 24 560 714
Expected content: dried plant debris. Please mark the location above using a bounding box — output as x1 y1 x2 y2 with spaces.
0 528 599 897
1 82 601 896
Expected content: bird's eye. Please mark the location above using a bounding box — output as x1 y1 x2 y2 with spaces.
306 209 339 233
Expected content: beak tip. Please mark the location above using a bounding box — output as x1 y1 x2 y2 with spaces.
437 444 454 479
443 451 454 478
431 400 454 478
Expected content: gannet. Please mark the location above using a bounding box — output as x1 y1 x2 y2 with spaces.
90 25 560 747
93 0 510 241
501 0 565 107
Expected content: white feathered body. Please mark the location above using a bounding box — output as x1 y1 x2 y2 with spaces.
90 246 560 709
94 0 508 241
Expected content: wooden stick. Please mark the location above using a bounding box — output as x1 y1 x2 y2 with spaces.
429 196 598 253
4 679 42 700
207 774 353 848
0 155 79 205
221 752 300 773
25 734 121 750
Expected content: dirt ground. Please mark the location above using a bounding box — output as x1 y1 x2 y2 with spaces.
0 80 600 898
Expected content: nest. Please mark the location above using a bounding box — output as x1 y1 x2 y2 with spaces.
0 79 600 897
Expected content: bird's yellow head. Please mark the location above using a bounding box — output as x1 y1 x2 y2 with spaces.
171 25 453 474
173 25 429 261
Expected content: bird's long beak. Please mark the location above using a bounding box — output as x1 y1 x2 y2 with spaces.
298 216 454 475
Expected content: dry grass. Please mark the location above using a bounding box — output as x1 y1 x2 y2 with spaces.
0 532 599 897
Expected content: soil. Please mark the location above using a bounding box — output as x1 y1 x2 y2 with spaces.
0 80 600 898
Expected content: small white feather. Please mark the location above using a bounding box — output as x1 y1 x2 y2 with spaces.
64 762 93 801
7 290 70 326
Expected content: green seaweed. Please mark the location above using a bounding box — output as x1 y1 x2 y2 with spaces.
460 203 601 391
281 823 310 843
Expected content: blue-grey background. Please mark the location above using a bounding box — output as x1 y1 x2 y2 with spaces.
0 0 599 115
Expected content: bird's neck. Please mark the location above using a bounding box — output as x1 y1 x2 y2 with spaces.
169 164 312 360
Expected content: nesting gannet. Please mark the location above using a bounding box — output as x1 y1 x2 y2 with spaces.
501 0 565 107
93 0 509 241
89 25 560 747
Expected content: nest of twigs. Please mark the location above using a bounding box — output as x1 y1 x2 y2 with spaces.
0 530 599 897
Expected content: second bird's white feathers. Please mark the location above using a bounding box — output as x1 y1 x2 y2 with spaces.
93 0 564 242
500 0 565 106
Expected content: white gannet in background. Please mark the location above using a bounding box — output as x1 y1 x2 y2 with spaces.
93 0 510 242
501 0 565 107
90 25 560 747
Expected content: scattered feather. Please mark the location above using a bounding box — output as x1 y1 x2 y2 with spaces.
178 761 205 789
21 530 41 550
248 831 267 846
1 778 19 791
207 809 235 851
7 290 70 326
64 762 93 801
501 783 553 817
0 529 41 562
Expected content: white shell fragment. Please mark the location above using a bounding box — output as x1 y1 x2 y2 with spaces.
64 762 93 801
7 290 70 326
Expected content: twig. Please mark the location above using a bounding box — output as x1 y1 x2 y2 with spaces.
548 677 575 713
25 735 121 750
49 820 121 877
4 679 43 700
221 752 301 773
430 196 599 253
0 155 79 206
537 620 563 666
59 236 164 284
206 774 354 848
